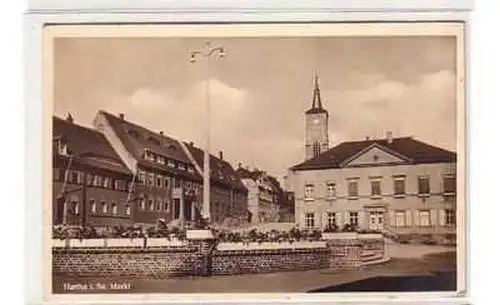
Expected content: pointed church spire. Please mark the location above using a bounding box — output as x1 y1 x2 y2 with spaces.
306 73 328 115
312 73 323 109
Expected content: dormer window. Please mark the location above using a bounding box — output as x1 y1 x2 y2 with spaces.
147 136 161 146
144 150 155 162
127 129 140 138
56 139 69 156
157 156 165 165
179 163 186 171
167 160 175 168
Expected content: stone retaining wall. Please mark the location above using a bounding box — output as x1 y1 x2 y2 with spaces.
52 238 383 278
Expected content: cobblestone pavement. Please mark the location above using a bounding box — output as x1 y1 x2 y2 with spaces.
53 251 456 294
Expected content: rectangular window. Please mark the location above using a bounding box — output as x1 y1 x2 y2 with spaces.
348 181 358 198
419 210 431 227
164 177 170 188
90 200 96 213
326 182 336 198
395 211 406 227
156 200 162 211
147 173 154 186
86 173 93 185
443 176 456 195
70 171 79 184
140 198 146 210
418 176 430 195
174 178 181 188
305 213 315 228
101 201 107 214
327 212 336 227
304 184 314 199
445 209 456 225
371 180 382 197
103 177 111 188
349 212 359 226
138 171 146 185
394 178 406 196
148 199 154 211
156 176 163 188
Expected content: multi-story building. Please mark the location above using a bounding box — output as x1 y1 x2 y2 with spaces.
278 191 295 223
52 115 133 227
93 111 248 226
286 75 457 235
236 166 281 223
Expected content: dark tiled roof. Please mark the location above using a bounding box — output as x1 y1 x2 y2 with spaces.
236 167 282 193
53 116 131 175
291 137 456 171
184 144 247 192
99 111 247 193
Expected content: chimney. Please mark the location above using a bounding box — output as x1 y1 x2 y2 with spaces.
189 141 194 146
365 136 370 141
386 131 393 144
159 131 164 136
238 162 242 168
66 113 74 123
119 113 125 120
219 151 223 160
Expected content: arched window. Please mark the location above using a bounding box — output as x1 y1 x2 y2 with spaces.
140 198 146 210
313 141 321 157
111 203 118 215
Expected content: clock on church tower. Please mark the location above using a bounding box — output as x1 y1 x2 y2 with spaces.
305 74 329 160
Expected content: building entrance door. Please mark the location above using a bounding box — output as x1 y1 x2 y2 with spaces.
369 212 384 231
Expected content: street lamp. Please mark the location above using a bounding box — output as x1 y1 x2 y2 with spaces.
190 42 226 223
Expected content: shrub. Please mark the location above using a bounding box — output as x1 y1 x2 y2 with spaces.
323 224 338 233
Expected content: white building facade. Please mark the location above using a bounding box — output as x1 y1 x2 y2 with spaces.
288 144 456 234
287 75 457 235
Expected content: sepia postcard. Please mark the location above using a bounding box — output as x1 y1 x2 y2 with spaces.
42 22 466 303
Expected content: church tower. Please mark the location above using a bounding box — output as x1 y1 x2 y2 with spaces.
305 74 329 160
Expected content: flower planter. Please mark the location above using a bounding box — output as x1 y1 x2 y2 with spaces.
322 232 358 240
186 229 215 240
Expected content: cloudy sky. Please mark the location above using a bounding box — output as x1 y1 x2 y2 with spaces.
53 36 457 180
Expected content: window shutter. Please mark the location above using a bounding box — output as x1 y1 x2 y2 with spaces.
358 211 365 229
414 210 420 226
389 210 395 227
430 209 438 226
337 211 343 226
439 209 446 226
405 210 413 226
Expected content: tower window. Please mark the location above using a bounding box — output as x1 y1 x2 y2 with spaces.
313 141 321 157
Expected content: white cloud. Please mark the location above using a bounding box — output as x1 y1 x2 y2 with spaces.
324 70 457 151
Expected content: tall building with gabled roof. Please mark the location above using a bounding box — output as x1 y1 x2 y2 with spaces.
287 77 458 239
305 74 329 160
93 110 248 226
52 115 133 227
289 134 457 236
